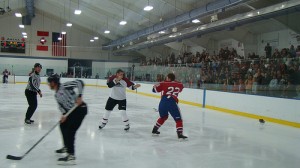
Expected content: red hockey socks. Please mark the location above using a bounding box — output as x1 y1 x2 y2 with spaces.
176 119 183 133
155 116 168 128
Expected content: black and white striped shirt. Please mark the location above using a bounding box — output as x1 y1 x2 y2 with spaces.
26 72 41 92
54 80 84 114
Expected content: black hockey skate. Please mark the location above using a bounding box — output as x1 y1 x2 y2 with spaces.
57 154 76 165
55 147 67 154
177 132 188 140
24 119 32 125
152 126 160 136
124 124 130 131
99 122 106 129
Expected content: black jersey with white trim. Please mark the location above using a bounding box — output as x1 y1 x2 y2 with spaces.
26 72 41 92
54 80 84 114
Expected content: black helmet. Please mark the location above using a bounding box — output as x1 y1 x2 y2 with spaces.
34 63 42 68
47 74 60 84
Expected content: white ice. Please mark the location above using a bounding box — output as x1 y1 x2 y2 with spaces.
0 83 300 168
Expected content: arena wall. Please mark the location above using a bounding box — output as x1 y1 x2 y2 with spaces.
13 77 300 128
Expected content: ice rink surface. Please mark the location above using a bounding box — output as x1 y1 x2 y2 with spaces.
0 83 300 168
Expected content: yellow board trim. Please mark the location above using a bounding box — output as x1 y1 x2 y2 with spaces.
16 83 300 128
130 89 300 128
204 105 300 128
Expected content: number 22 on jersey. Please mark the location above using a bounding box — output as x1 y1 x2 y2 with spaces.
164 87 180 97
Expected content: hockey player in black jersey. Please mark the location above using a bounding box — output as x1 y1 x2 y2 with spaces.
47 74 87 165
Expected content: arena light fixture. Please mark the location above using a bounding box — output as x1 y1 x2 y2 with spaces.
120 2 127 25
94 37 99 40
119 20 127 25
19 24 25 28
66 23 72 27
15 12 22 17
144 5 153 11
22 32 27 36
104 16 110 34
158 31 165 34
74 9 81 15
61 31 67 35
66 1 72 26
23 35 27 38
58 37 62 40
144 0 153 11
74 0 81 15
192 19 201 23
90 39 94 42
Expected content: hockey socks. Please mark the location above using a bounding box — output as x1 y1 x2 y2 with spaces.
176 119 183 133
155 116 168 128
152 116 168 135
99 110 111 129
102 110 112 123
176 119 188 140
120 110 130 131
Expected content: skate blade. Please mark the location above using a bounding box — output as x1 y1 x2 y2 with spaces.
152 133 160 136
178 138 188 142
56 153 67 157
57 160 76 166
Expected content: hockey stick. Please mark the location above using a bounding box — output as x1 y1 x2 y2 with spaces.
6 105 78 160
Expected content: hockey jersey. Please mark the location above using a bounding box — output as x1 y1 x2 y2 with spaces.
55 80 84 114
107 75 135 100
153 81 184 103
26 72 41 92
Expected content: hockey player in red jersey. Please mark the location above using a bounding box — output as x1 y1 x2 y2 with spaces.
152 73 188 140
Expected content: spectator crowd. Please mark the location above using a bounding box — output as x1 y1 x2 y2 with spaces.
137 45 300 99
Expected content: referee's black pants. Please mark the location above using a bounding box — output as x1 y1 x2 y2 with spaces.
25 89 38 120
60 103 87 155
2 75 8 83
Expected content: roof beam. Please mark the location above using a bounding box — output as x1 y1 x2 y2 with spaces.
157 0 191 12
108 0 157 24
35 0 125 39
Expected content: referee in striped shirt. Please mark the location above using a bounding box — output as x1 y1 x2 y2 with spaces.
47 74 87 165
25 63 42 124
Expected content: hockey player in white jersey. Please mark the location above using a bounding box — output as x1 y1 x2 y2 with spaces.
99 69 140 131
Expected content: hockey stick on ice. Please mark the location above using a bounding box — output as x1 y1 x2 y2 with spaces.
6 105 78 160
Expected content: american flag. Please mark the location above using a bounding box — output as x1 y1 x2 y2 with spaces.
52 32 66 56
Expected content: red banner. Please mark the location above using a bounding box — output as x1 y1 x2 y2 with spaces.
37 31 49 36
36 45 48 51
36 31 49 51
